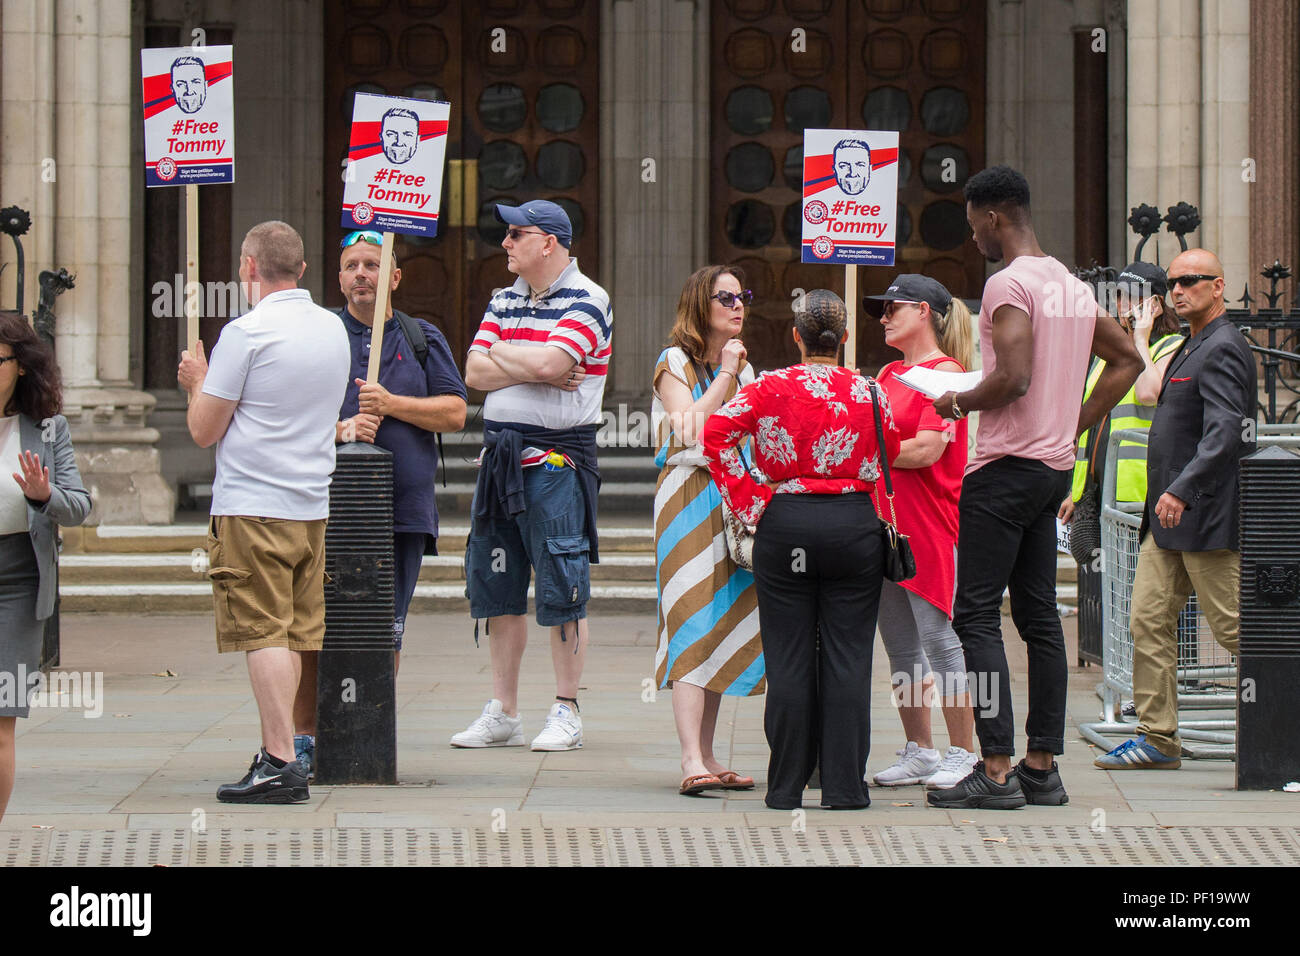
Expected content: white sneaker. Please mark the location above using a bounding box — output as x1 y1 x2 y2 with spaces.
870 741 941 786
450 700 524 748
925 747 978 789
530 702 583 751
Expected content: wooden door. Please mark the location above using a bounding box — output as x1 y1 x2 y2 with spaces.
324 0 600 372
711 0 986 375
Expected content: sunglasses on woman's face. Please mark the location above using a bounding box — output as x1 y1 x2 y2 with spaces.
710 290 753 308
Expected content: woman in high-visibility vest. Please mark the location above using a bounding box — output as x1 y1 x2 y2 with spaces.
1059 261 1184 524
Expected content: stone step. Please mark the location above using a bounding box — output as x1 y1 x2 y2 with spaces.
60 551 658 584
58 582 659 615
60 523 655 555
59 580 1076 616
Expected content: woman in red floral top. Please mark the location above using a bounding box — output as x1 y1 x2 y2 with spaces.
701 289 900 810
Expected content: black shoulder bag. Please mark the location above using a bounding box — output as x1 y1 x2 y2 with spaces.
867 380 917 582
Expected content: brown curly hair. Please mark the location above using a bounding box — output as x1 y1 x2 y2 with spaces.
667 265 747 363
0 311 64 421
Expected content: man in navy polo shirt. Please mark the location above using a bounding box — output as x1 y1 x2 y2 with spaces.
291 230 468 775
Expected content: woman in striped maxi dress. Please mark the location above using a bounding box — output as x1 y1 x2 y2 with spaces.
652 266 764 796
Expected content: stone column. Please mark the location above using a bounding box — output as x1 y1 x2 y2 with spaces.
0 0 174 523
0 0 57 306
1126 0 1249 286
1198 0 1250 289
983 0 1077 262
1249 0 1300 285
601 0 710 406
1126 0 1193 266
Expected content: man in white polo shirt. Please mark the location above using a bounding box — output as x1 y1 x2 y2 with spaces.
455 200 611 752
178 220 350 803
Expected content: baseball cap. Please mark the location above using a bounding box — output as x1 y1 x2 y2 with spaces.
1115 261 1168 300
495 200 573 248
862 274 953 318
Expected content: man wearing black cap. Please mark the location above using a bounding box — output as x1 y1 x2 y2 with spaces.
455 200 611 752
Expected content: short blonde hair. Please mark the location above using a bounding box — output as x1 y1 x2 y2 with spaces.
243 221 304 283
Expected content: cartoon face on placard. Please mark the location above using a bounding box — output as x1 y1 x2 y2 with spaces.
141 45 234 186
800 129 899 266
342 93 450 238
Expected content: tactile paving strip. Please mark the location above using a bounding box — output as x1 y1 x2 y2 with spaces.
1 829 52 866
48 828 189 867
191 828 331 867
334 827 470 867
6 825 1300 866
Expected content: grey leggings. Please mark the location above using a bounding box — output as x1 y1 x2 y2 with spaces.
877 580 969 697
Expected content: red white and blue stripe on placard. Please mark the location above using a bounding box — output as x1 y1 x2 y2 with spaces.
142 58 234 187
341 116 449 237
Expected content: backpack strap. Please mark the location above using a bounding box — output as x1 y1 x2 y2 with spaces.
392 309 429 366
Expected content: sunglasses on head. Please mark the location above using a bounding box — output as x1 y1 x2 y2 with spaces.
341 230 383 249
1168 274 1217 288
710 289 754 308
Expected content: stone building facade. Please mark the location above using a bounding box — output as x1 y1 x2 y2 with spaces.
0 0 1296 523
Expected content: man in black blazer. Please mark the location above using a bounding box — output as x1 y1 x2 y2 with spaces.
1095 248 1256 770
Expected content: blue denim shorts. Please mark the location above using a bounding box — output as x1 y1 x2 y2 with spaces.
465 464 591 627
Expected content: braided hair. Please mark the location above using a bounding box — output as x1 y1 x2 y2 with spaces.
795 289 847 357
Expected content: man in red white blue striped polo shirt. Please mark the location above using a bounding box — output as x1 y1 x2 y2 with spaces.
456 200 612 753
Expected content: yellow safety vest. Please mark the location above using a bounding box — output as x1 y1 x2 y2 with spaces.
1071 334 1184 504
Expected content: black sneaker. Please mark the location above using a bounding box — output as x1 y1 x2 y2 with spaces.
925 761 1026 810
1014 759 1069 805
216 749 310 804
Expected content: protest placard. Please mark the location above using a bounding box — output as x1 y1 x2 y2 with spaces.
141 45 235 187
800 129 898 267
141 44 235 358
342 93 450 238
341 93 450 381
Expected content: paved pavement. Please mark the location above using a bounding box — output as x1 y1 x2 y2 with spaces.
3 611 1298 866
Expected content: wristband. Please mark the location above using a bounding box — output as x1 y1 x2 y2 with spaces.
717 368 736 380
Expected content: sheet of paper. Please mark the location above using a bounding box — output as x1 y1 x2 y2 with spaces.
894 365 983 399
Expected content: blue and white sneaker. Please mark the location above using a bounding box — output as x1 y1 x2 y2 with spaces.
294 733 316 780
1094 735 1181 770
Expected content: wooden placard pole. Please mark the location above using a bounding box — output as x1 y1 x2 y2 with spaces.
185 184 200 353
844 263 858 371
365 231 397 384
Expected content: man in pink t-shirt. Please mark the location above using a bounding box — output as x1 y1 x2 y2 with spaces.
926 166 1143 811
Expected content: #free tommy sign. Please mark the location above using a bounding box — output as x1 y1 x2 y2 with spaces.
342 93 450 238
800 129 899 266
141 45 234 187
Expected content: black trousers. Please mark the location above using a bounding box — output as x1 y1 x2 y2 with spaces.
752 493 884 809
953 456 1072 757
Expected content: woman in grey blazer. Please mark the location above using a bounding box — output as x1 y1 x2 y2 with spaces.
0 311 91 821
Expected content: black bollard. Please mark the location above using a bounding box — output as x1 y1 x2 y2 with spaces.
316 442 397 784
1236 445 1300 790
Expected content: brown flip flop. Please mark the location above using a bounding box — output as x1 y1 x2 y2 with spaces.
680 773 722 795
714 770 755 790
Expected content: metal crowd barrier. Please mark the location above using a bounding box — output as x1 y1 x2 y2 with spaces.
1077 425 1300 760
